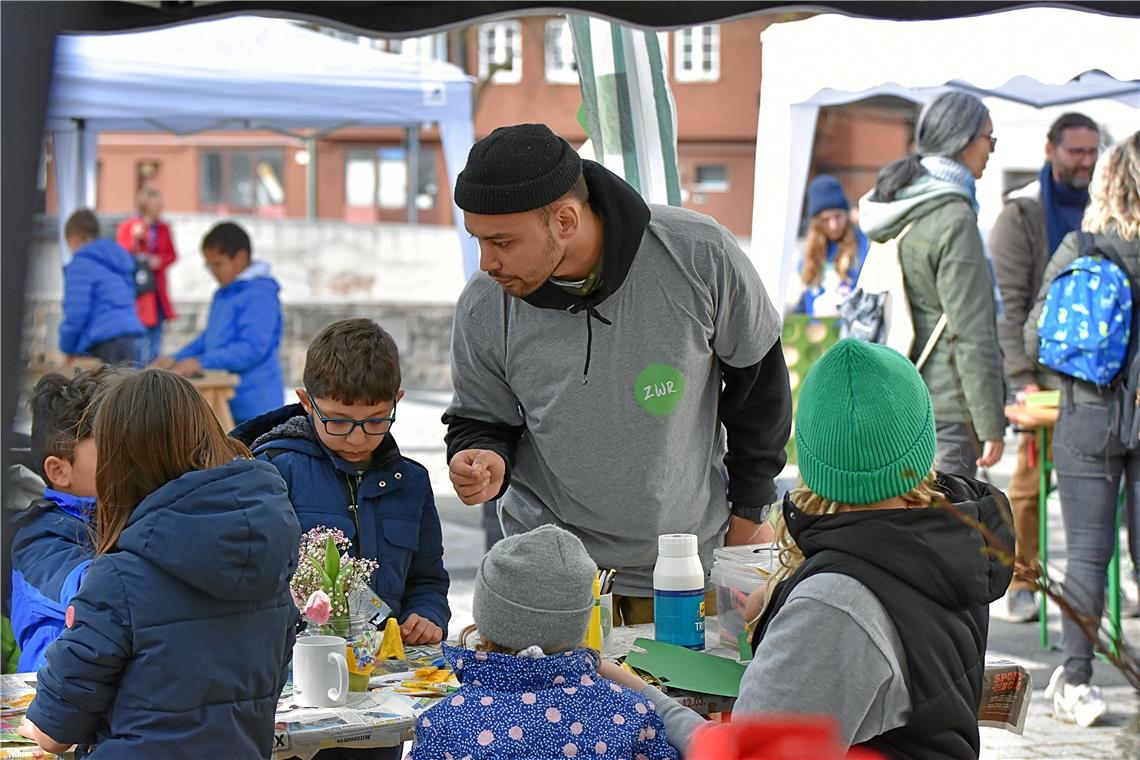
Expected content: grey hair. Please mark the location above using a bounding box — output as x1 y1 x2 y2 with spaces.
871 91 989 202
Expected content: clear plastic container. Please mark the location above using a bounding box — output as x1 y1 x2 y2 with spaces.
710 544 776 648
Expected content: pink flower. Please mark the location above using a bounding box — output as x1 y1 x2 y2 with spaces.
303 590 332 625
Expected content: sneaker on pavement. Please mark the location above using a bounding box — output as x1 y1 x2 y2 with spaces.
1045 666 1108 727
1005 589 1039 623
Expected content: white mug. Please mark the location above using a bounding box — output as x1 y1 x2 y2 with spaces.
293 635 348 707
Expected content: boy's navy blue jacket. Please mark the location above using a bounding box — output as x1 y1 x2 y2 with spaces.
173 260 284 423
233 405 451 634
59 239 144 356
9 489 94 672
27 459 300 759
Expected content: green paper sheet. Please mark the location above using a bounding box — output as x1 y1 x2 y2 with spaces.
625 638 747 698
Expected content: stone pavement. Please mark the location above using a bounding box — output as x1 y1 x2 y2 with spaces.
398 389 1140 758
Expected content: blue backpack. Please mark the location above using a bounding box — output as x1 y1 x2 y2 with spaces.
1037 232 1136 387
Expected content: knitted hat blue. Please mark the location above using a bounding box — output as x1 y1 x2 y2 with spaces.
795 339 936 505
807 174 849 218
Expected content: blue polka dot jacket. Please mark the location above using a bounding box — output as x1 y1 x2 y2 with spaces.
409 644 678 759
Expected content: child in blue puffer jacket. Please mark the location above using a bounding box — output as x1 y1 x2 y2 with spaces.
59 210 144 364
19 369 300 758
410 524 678 759
155 221 283 423
9 366 114 672
231 318 450 645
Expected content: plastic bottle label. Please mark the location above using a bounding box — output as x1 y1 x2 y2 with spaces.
653 588 705 650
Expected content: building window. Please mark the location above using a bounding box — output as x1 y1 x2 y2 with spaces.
674 25 720 82
345 145 438 211
544 19 578 84
693 164 729 192
478 21 522 84
198 149 286 211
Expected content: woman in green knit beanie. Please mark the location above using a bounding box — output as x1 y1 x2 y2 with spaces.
737 338 1014 755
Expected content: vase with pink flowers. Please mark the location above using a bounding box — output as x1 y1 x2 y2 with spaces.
291 526 379 637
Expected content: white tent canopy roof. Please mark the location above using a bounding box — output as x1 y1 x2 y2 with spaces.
45 16 477 273
750 8 1140 314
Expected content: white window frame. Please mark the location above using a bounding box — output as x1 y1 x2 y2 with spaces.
693 164 729 193
673 25 720 83
478 21 523 84
544 19 578 84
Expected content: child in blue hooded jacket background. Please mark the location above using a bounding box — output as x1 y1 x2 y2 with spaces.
155 221 283 423
18 369 300 758
59 210 144 364
9 366 114 672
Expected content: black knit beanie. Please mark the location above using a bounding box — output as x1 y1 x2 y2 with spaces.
454 123 583 214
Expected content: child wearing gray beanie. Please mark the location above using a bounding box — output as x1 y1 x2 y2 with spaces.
409 525 680 759
472 523 596 653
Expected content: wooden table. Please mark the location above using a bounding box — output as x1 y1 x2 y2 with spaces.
22 361 239 432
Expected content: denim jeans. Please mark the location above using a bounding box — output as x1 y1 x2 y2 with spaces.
1053 402 1140 685
936 421 981 478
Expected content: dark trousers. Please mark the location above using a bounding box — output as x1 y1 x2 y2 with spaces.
935 421 982 478
1054 403 1140 685
87 334 142 366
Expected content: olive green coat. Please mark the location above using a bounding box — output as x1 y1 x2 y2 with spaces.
860 179 1007 441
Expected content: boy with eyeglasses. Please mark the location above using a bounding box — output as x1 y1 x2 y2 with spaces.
232 318 449 644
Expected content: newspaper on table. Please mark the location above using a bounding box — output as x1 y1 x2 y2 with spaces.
0 675 37 717
978 656 1032 735
273 688 416 760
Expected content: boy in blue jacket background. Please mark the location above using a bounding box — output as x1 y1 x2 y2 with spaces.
10 365 113 671
59 209 144 364
155 221 283 423
232 318 450 644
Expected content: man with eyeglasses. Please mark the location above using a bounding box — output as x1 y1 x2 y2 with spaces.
990 111 1100 624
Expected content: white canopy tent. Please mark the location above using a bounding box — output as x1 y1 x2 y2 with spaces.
45 16 477 273
750 8 1140 315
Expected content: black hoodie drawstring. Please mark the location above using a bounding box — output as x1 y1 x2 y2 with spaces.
567 301 611 384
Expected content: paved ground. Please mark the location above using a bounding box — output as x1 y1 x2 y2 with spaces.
398 390 1140 758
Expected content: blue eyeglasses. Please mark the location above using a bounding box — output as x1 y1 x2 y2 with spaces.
306 393 396 436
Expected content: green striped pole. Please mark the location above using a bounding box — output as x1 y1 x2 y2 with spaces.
568 15 681 206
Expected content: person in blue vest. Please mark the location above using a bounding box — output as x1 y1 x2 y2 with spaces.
153 221 283 423
58 209 144 365
9 366 114 672
17 369 299 758
791 174 868 317
231 318 450 647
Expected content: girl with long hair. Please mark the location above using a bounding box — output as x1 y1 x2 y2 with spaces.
794 174 868 316
19 369 300 758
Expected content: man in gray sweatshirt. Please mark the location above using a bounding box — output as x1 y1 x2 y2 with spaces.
444 124 792 623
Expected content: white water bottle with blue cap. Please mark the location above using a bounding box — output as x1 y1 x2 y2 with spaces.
653 533 705 650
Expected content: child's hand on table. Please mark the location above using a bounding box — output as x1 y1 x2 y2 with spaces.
18 716 73 755
401 613 443 645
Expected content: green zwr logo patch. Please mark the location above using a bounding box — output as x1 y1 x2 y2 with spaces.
635 363 685 416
